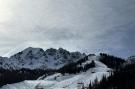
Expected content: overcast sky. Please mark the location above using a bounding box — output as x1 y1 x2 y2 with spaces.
0 0 135 58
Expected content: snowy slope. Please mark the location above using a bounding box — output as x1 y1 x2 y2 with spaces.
127 55 135 64
0 55 111 89
0 47 85 70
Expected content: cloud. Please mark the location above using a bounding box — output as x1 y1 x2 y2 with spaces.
0 0 135 58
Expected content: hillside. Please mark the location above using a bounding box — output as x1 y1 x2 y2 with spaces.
0 48 126 89
0 55 111 89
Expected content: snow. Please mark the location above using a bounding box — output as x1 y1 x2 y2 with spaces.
1 68 110 89
0 55 111 89
127 55 135 64
0 47 85 70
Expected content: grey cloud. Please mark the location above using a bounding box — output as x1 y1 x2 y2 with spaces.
33 26 83 41
0 0 135 58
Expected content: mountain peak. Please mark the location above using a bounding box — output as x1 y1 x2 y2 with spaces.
0 47 85 70
23 47 44 53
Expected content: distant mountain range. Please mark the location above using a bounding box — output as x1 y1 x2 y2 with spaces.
0 47 85 70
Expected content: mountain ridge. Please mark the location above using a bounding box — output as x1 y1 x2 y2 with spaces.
0 47 86 70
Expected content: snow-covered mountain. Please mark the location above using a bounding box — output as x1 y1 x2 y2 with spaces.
0 55 111 89
1 48 127 89
0 47 85 70
127 55 135 64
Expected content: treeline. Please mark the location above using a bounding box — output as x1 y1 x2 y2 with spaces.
99 53 125 70
84 63 135 89
58 56 95 74
0 68 55 87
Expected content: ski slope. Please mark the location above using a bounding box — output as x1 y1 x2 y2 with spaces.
1 55 111 89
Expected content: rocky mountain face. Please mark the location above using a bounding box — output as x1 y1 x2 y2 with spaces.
0 47 85 70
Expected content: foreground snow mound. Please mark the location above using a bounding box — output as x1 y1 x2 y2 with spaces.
1 55 111 89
